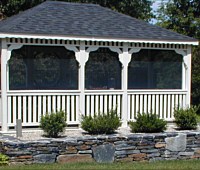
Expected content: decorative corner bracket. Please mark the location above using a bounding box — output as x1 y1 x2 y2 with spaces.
7 44 23 61
128 48 141 54
64 45 79 53
175 49 188 69
175 49 187 56
109 47 123 54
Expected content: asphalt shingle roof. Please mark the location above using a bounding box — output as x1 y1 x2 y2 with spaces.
0 1 197 43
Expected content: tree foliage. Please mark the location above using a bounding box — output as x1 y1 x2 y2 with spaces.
156 0 200 39
192 46 200 106
0 0 153 21
156 0 200 107
0 0 44 18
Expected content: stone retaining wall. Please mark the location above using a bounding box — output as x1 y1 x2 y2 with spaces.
1 132 200 165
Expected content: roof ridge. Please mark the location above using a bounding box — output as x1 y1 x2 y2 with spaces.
44 0 100 7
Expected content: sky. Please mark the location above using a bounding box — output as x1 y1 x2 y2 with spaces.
150 0 169 24
152 0 169 12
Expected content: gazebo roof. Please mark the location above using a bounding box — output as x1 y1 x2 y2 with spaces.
0 1 198 45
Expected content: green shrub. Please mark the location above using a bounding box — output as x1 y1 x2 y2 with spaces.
0 153 9 166
129 112 167 133
40 111 67 138
81 109 122 134
174 106 198 130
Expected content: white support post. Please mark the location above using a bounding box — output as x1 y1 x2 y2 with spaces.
1 39 8 132
0 41 23 132
118 45 141 127
75 43 98 122
78 41 89 118
119 43 132 127
182 61 186 90
185 46 192 107
175 48 190 108
175 49 187 91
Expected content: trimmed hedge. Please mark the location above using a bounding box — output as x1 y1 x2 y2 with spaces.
174 106 198 130
81 109 121 134
129 112 167 133
40 111 67 138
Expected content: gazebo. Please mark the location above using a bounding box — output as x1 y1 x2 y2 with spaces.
0 1 198 132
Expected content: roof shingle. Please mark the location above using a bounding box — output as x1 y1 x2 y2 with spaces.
0 1 197 43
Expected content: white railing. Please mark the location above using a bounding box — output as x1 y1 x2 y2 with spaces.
3 90 188 129
85 90 123 117
7 91 80 127
128 90 187 121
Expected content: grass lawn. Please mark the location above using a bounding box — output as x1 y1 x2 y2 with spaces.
1 160 200 170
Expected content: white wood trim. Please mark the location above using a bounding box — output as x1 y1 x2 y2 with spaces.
71 96 75 122
7 97 11 125
185 46 192 106
43 96 47 115
129 48 141 54
128 90 187 95
33 96 37 123
79 41 87 116
121 43 132 127
85 90 123 94
86 46 99 53
13 96 16 125
47 96 51 113
7 44 23 61
91 95 94 116
175 49 187 90
175 49 187 56
0 33 198 45
182 61 186 90
1 39 8 131
5 41 190 51
7 90 80 94
61 96 65 113
64 45 79 53
75 50 81 64
109 47 122 54
38 96 42 120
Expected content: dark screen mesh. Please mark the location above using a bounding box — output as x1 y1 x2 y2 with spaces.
128 49 182 89
85 48 122 90
9 45 78 90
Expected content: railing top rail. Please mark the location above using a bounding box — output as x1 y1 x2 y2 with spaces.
7 90 81 96
6 89 187 96
128 90 187 95
85 90 123 95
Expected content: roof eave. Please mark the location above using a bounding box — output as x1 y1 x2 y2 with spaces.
0 33 198 46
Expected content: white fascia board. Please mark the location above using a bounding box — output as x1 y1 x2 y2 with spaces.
0 33 198 45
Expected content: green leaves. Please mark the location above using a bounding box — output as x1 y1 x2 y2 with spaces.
156 0 200 39
174 106 198 130
1 0 153 22
0 0 45 18
40 111 67 138
0 153 9 166
81 109 122 134
129 112 167 133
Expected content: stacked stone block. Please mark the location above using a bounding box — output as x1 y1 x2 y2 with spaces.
1 132 200 165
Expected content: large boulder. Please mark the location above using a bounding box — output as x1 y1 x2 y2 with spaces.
165 133 186 152
92 144 115 163
33 154 57 163
57 154 94 163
